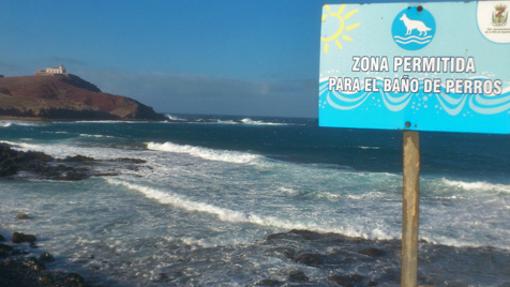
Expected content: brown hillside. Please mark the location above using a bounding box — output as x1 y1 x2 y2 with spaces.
0 74 165 120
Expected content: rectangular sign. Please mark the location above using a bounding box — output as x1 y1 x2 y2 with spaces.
319 1 510 134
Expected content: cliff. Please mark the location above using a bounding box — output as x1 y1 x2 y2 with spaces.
0 74 165 120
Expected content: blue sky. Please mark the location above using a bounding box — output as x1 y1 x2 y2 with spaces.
0 0 441 117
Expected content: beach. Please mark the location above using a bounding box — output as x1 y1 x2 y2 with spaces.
1 116 510 286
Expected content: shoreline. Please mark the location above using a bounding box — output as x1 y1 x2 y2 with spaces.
1 132 510 286
0 224 93 287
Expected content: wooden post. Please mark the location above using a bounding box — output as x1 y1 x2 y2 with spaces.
401 131 420 287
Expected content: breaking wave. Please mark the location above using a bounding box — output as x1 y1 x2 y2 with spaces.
165 114 186 121
146 141 261 164
441 178 510 193
106 179 393 240
358 146 381 150
79 133 115 138
239 118 287 126
0 121 41 127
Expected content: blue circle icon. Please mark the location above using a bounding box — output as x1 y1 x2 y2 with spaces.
391 7 436 50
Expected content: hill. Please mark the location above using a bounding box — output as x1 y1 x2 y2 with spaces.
0 74 165 120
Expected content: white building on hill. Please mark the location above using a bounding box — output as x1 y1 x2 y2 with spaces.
37 65 67 75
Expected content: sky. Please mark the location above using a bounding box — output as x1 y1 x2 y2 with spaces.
0 0 447 118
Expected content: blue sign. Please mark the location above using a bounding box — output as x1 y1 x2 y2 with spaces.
319 1 510 134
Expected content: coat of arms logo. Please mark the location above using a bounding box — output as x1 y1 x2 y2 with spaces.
492 4 508 26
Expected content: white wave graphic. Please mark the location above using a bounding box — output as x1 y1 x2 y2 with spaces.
441 178 510 193
146 141 260 164
436 94 468 116
393 35 432 40
321 79 510 116
107 179 393 240
0 122 12 128
393 35 432 45
326 92 370 110
469 94 510 115
394 39 432 45
381 91 413 112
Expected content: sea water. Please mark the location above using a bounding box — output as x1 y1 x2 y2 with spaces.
0 116 509 286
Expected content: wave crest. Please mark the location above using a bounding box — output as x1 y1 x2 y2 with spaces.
107 179 392 240
441 178 510 193
146 141 260 164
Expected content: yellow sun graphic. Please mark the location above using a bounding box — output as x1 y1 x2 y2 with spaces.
321 4 360 53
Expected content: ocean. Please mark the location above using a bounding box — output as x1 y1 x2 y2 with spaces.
0 115 509 286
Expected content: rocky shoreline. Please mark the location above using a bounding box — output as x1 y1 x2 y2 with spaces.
0 143 145 181
252 230 510 286
0 226 91 287
0 144 146 287
2 144 510 286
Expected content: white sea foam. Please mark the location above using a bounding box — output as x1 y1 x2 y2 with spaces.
240 118 287 126
441 178 510 193
357 146 381 150
107 179 393 240
79 133 114 138
146 141 261 164
214 120 238 125
0 121 40 127
277 186 298 195
0 140 141 161
165 114 185 121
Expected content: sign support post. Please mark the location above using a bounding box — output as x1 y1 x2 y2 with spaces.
401 131 420 287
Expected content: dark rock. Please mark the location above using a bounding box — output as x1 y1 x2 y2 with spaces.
0 234 5 242
358 247 385 257
114 158 146 164
39 251 55 262
377 268 400 283
294 253 324 266
12 232 37 244
0 243 13 257
22 257 45 272
266 246 295 259
16 212 31 220
63 155 95 162
38 274 53 285
157 272 169 281
255 279 283 286
0 143 144 182
63 272 87 287
287 270 308 282
329 273 365 287
288 229 325 240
